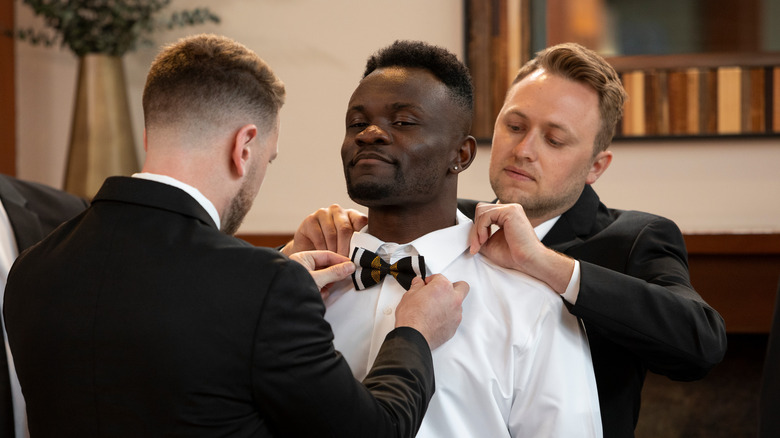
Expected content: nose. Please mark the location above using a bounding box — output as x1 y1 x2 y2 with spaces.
511 129 538 161
355 124 390 146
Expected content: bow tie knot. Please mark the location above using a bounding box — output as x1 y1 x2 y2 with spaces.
351 247 426 291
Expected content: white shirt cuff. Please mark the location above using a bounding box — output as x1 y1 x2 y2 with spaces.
561 260 581 304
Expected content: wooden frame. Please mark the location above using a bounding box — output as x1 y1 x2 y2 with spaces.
465 0 780 140
1 0 15 175
465 0 531 141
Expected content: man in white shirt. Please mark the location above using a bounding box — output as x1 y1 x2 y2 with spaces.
284 40 602 437
4 35 469 437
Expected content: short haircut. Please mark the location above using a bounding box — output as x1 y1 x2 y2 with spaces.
142 34 285 139
513 42 627 154
363 40 474 133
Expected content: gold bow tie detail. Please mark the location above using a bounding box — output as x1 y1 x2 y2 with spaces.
351 247 426 291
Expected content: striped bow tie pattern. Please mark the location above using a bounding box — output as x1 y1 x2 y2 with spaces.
351 247 426 291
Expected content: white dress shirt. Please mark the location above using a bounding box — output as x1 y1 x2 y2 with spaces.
324 211 602 437
1 200 29 438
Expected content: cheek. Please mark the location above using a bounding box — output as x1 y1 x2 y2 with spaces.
543 154 588 182
340 142 352 162
489 135 512 167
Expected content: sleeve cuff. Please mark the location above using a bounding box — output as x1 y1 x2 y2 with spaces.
561 259 581 304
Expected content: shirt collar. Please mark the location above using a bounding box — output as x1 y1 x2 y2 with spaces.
350 210 472 275
132 172 221 229
534 215 561 241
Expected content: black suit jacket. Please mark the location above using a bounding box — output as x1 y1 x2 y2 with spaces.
4 176 434 438
758 280 780 438
0 174 88 438
459 185 727 438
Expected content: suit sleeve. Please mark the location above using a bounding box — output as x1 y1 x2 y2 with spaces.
569 217 727 380
250 257 434 437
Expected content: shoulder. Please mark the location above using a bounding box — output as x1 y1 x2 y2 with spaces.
1 175 89 217
568 206 687 271
600 208 684 243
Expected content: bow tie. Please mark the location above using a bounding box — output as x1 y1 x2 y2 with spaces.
351 247 426 291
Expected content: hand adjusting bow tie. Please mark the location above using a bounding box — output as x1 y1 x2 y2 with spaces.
351 247 426 291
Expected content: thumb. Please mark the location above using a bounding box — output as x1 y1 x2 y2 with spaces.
407 276 426 292
452 280 470 301
311 261 355 289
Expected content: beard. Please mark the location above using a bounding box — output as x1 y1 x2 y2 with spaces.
344 163 440 208
490 165 589 222
345 171 399 203
221 166 258 236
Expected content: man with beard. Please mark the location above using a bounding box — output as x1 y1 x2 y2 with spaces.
286 43 727 438
3 34 469 438
286 40 603 437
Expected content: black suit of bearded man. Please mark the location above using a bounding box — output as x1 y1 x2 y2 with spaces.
0 174 89 438
4 176 433 438
459 184 727 438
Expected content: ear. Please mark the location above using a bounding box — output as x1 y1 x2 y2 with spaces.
449 135 477 174
585 150 612 184
231 124 258 178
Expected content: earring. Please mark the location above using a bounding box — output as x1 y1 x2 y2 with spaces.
453 165 459 171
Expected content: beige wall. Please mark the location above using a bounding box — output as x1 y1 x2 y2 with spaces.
15 0 780 234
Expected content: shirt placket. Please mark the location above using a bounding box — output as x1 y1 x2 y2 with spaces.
365 243 416 370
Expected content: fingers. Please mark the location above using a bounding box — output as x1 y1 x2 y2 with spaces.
302 250 352 269
292 205 365 257
396 274 470 350
308 260 356 290
469 202 499 254
288 250 355 291
343 210 368 256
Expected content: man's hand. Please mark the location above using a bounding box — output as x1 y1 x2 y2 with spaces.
280 204 368 257
395 275 470 350
468 202 574 294
288 250 355 300
468 202 542 269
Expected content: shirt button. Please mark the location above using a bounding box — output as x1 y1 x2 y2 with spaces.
383 307 393 315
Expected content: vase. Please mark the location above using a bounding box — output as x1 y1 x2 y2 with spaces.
64 54 138 199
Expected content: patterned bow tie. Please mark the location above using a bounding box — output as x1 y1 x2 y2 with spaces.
351 247 426 291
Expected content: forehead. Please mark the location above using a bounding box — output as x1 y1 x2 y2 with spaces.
348 67 451 110
504 70 600 131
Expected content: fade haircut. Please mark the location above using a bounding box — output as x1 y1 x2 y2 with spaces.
143 34 285 140
513 42 627 154
363 40 474 134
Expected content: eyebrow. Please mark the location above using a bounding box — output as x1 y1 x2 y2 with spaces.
506 109 575 137
347 102 425 113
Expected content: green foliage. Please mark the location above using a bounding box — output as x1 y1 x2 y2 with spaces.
12 0 220 56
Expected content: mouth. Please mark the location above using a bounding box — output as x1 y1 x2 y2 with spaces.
504 166 535 182
351 152 395 166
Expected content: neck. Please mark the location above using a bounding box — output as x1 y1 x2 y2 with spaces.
366 197 457 244
141 152 233 220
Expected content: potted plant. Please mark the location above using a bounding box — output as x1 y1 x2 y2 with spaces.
8 0 220 198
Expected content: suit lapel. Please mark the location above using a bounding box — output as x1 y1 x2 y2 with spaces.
542 185 601 252
0 177 44 252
